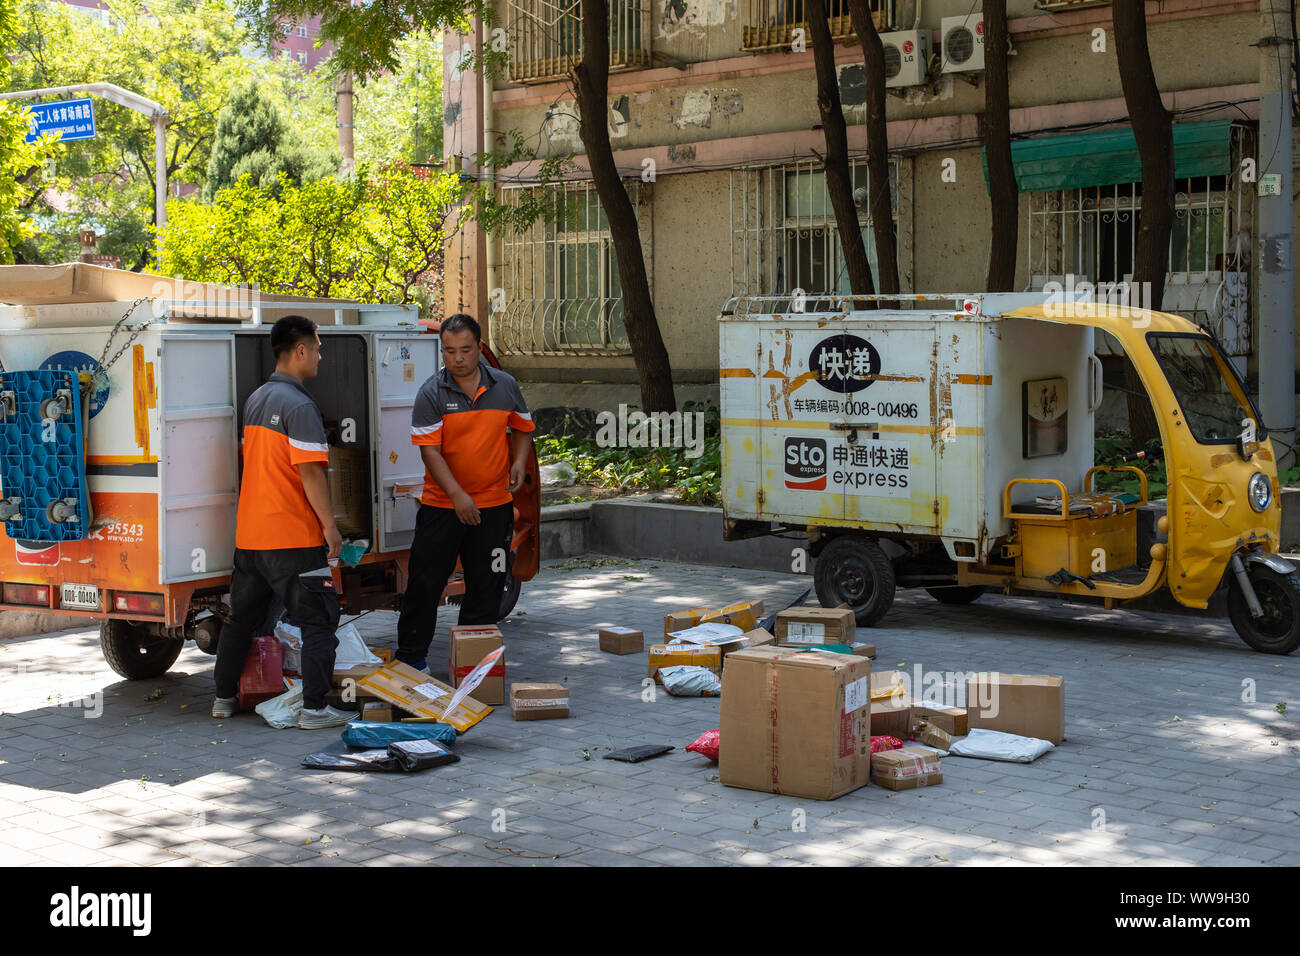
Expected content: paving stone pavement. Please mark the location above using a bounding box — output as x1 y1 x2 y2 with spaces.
1 554 1298 867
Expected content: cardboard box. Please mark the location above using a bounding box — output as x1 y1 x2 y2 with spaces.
510 682 570 721
449 625 505 706
775 607 855 647
914 721 953 751
648 643 722 680
910 701 968 737
739 627 777 650
871 747 942 790
598 626 643 655
356 662 492 732
966 673 1065 745
871 699 912 738
701 601 761 633
870 669 907 702
362 702 393 723
663 606 710 639
720 646 872 800
851 644 876 658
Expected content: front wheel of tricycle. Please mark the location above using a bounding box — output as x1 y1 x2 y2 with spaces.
814 535 896 627
1228 565 1300 655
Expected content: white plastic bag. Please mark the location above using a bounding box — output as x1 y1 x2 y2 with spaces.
274 621 303 672
659 665 722 697
255 679 303 730
947 728 1054 763
334 621 381 671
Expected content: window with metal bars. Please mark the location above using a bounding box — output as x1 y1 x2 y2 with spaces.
742 0 893 53
506 0 651 83
495 182 640 355
729 159 902 296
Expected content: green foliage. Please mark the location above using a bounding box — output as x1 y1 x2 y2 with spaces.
536 402 722 505
0 0 58 262
205 80 336 199
158 160 466 313
1094 430 1167 499
1279 465 1300 486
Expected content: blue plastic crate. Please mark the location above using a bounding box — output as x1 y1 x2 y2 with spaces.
0 369 91 543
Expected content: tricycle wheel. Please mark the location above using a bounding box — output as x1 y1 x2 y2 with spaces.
925 586 985 606
100 620 183 679
497 571 522 621
1228 566 1300 654
814 536 896 627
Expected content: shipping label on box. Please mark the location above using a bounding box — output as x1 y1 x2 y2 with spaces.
775 607 855 646
966 673 1064 745
871 747 942 791
449 625 505 706
598 626 644 655
648 643 722 678
510 682 570 721
720 646 872 801
356 661 491 732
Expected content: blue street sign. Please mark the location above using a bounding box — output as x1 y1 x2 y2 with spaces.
23 97 96 144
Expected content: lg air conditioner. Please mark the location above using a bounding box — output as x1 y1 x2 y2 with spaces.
940 13 985 74
881 29 931 88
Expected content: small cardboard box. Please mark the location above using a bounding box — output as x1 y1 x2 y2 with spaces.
449 625 505 706
966 673 1065 745
914 721 953 751
871 747 942 791
739 627 777 650
361 701 393 722
775 607 856 647
870 669 907 702
663 606 709 639
648 643 722 679
333 647 392 684
720 646 872 800
871 699 912 738
701 601 761 633
510 682 570 721
599 626 643 655
356 662 492 732
910 701 968 737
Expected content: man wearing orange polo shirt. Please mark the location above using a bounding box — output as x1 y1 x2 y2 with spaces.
212 315 353 729
397 313 535 669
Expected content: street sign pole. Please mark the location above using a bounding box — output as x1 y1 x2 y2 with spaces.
0 82 170 233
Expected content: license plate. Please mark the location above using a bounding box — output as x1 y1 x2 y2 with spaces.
61 583 99 610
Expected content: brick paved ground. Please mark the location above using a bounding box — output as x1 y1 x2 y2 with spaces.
1 555 1297 866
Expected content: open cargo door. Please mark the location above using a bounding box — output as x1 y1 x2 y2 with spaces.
372 333 440 553
159 334 238 583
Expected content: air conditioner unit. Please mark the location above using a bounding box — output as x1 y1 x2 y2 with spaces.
940 14 985 74
880 30 931 88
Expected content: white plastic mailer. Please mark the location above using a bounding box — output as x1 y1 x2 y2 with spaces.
947 728 1054 763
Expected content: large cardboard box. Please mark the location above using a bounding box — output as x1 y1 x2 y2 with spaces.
449 625 505 706
356 662 492 732
647 643 722 680
871 699 912 738
720 646 872 800
775 607 856 647
510 682 570 721
966 673 1065 745
598 626 644 655
871 747 943 791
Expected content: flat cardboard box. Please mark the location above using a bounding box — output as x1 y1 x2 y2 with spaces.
449 625 505 706
663 606 710 639
775 607 855 647
720 645 872 800
910 701 968 737
648 643 722 679
362 702 393 723
598 626 643 655
510 682 570 721
851 644 876 658
701 601 761 633
871 699 912 738
871 746 942 791
966 673 1065 745
356 661 492 732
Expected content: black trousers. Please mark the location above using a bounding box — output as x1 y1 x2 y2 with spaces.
214 546 341 710
396 502 514 668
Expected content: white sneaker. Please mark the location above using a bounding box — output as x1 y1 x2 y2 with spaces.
212 696 237 719
297 705 357 730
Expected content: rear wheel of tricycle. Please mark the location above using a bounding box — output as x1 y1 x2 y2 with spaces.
814 536 896 627
925 586 985 606
497 572 522 622
100 620 183 679
1228 566 1300 655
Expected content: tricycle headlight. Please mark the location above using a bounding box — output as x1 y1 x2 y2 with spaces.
1248 472 1272 512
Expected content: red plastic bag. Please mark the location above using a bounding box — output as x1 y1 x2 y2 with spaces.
686 728 720 762
238 635 284 710
871 735 903 754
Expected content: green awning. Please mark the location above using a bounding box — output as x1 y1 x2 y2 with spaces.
982 120 1236 193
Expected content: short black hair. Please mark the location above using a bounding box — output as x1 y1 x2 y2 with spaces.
441 313 481 342
271 315 318 358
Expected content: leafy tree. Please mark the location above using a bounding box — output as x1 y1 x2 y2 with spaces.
0 0 59 262
205 80 337 199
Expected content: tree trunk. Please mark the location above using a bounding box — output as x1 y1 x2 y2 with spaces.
1113 1 1173 445
805 0 874 296
847 0 898 295
573 0 676 412
983 0 1018 292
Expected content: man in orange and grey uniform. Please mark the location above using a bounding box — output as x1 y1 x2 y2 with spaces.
396 313 535 669
212 315 354 729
